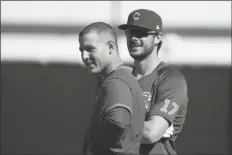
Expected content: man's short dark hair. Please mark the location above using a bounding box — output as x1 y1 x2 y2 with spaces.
157 40 162 53
79 22 118 49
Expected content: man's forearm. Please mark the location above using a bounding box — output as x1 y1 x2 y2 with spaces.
142 121 154 144
141 136 153 144
141 121 163 144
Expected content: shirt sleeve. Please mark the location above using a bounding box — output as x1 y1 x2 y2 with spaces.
148 72 188 125
103 106 131 129
100 79 133 153
103 79 133 117
102 107 131 144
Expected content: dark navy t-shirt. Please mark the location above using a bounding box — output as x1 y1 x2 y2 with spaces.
136 62 189 155
86 66 146 155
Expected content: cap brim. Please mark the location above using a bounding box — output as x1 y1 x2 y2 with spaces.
118 24 151 31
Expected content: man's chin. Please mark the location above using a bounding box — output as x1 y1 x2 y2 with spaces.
129 52 144 61
88 67 98 74
130 52 150 61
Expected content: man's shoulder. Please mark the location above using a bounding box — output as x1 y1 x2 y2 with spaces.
108 66 140 87
103 68 134 92
156 62 186 84
138 62 186 87
155 63 188 99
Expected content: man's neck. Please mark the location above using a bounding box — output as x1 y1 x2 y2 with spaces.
100 57 123 80
134 52 161 79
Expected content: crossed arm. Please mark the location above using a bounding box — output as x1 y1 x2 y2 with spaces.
142 115 171 144
141 73 188 144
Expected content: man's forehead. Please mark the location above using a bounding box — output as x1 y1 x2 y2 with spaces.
79 31 107 46
81 30 99 39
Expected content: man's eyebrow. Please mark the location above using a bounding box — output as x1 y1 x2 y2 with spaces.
87 45 95 48
79 45 95 51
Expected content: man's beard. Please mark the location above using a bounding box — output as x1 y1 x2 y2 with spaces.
130 45 155 61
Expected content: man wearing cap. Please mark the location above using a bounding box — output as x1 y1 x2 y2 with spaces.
118 9 189 155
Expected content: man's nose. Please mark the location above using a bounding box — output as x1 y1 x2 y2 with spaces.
130 36 140 43
81 50 90 60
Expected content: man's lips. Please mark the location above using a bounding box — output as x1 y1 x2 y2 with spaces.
130 44 141 50
85 61 94 67
130 42 142 48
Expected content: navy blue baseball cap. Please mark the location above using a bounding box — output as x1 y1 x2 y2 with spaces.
118 9 162 33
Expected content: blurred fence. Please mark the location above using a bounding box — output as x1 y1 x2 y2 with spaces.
1 1 231 66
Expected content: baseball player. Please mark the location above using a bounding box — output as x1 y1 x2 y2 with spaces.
79 22 146 155
118 9 189 155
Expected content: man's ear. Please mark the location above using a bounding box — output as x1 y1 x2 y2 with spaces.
107 41 115 55
154 34 162 45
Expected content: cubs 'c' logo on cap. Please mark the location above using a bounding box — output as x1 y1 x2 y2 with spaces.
133 12 140 20
156 25 160 30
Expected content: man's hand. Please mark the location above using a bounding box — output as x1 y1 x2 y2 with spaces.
162 124 174 138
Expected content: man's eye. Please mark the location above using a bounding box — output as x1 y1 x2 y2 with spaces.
87 48 94 52
135 31 149 38
126 30 148 38
79 48 83 52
